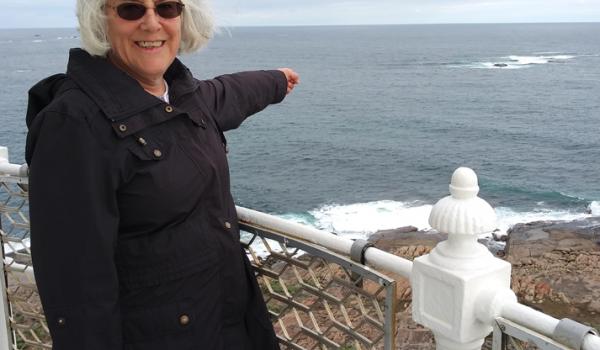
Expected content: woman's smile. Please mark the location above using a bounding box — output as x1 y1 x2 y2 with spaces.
135 40 166 49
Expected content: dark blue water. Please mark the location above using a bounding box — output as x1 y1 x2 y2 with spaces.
1 24 600 236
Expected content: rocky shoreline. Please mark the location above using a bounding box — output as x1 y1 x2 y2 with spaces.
367 216 600 348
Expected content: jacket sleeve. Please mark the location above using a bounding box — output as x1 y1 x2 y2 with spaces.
200 70 288 131
27 111 122 349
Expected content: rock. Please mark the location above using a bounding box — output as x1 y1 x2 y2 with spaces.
368 226 419 241
506 217 600 258
505 217 600 328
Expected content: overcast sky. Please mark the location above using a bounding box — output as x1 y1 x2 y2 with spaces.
1 0 599 28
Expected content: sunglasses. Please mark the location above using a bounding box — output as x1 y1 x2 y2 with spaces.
108 1 184 21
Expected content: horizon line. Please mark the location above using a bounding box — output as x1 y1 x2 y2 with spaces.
1 20 599 30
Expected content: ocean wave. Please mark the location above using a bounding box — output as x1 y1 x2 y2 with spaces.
308 200 433 239
454 53 576 70
56 35 78 40
508 54 574 64
495 206 590 235
589 201 600 215
276 199 595 242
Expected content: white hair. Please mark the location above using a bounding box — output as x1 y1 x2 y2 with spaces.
77 0 214 57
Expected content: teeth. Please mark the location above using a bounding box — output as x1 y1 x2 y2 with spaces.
137 41 163 48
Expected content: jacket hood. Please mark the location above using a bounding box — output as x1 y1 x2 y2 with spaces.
26 73 70 129
25 73 76 165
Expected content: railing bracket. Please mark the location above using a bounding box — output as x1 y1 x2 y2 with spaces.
350 239 374 265
554 318 599 350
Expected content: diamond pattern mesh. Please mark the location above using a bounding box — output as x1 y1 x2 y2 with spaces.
241 225 397 349
1 178 51 349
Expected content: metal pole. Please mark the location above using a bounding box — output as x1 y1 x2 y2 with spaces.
236 206 413 278
0 147 12 350
0 200 14 349
501 302 600 350
0 147 27 177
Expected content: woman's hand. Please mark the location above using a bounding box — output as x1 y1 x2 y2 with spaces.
278 68 300 94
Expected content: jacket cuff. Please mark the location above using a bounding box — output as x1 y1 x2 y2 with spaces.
266 70 288 104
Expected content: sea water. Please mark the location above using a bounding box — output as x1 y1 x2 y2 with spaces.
1 24 599 239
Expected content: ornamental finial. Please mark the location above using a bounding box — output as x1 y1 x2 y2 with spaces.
429 167 496 235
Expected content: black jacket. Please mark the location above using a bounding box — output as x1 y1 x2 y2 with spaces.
25 48 287 350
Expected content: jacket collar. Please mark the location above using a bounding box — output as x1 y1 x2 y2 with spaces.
66 48 197 121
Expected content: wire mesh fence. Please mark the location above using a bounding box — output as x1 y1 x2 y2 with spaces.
241 224 397 350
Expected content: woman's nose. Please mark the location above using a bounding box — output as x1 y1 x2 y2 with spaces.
140 8 162 31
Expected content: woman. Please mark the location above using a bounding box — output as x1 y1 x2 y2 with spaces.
25 0 299 349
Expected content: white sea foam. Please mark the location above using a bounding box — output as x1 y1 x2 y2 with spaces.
277 200 595 243
56 36 78 40
457 53 576 70
32 39 43 43
589 201 600 216
495 206 590 235
547 55 575 60
308 200 433 239
508 55 549 65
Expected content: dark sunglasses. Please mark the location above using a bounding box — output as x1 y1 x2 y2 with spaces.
108 1 184 21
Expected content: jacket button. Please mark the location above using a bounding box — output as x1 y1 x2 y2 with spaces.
179 314 190 326
118 124 127 132
153 149 162 158
224 221 231 229
57 317 66 327
165 105 174 113
137 137 147 146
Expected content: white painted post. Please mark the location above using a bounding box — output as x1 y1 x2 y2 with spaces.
0 147 13 349
0 146 27 177
0 255 11 350
411 167 516 350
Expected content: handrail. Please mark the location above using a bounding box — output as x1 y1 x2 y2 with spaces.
500 302 600 350
0 163 25 178
236 206 413 278
0 147 27 178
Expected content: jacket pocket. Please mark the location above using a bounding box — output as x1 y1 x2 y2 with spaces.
121 299 194 346
121 273 224 348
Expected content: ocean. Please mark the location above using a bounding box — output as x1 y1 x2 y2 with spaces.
1 23 599 240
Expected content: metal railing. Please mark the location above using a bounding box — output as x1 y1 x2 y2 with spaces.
241 220 397 349
1 145 600 350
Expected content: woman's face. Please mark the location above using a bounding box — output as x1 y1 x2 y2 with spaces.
105 0 182 84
